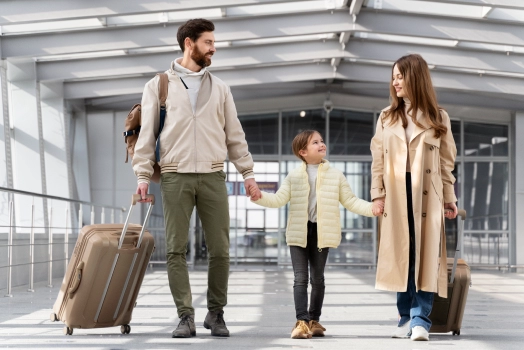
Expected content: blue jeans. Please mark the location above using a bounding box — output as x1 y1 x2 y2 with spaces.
397 173 434 332
289 221 329 322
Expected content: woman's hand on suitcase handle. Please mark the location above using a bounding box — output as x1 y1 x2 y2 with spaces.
136 183 152 202
444 202 458 219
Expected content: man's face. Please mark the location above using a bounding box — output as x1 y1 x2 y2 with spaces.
190 31 216 68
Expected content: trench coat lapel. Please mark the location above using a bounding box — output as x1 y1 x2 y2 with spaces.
410 110 431 144
387 118 407 143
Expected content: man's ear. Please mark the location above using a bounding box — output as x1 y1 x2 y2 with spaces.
184 37 193 51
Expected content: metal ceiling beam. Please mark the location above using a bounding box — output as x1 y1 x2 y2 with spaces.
5 8 524 61
337 62 524 96
63 59 524 100
343 40 524 76
357 10 524 47
37 40 343 82
0 0 304 24
63 62 335 99
1 10 354 58
349 0 365 15
37 38 524 83
414 0 524 10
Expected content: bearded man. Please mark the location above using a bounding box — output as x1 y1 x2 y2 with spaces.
133 18 261 338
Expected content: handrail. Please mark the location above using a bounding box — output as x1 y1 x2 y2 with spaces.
0 186 125 211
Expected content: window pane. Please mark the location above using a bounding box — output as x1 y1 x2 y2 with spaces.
444 165 460 256
451 120 460 156
328 232 374 264
329 109 374 155
282 109 325 155
464 122 508 156
463 162 509 230
342 162 373 230
239 113 278 155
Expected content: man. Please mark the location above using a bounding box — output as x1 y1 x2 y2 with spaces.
133 18 261 338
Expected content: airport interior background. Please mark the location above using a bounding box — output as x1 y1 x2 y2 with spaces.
1 0 524 292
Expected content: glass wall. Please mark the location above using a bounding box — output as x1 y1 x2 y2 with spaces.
329 109 374 155
445 120 510 267
190 108 512 268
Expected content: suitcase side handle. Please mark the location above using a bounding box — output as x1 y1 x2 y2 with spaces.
68 261 84 298
119 194 155 250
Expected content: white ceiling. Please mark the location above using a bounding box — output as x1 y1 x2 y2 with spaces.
1 0 523 113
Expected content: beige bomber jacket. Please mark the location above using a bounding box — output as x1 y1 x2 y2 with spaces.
132 64 254 184
253 160 374 249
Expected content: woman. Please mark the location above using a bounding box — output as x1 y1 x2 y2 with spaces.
370 54 458 341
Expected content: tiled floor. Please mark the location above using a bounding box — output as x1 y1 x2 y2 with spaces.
1 266 523 349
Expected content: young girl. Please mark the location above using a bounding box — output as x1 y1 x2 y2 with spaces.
251 130 383 339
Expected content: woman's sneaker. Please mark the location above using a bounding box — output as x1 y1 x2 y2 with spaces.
391 321 410 338
309 320 326 337
411 326 429 341
291 320 312 339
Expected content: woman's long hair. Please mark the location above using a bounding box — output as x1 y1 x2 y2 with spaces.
384 54 447 138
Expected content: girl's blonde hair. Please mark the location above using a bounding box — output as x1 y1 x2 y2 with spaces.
292 130 321 162
385 54 447 138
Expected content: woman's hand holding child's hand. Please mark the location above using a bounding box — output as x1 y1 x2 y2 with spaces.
372 197 385 216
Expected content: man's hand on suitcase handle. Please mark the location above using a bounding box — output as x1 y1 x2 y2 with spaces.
444 202 458 219
136 183 152 203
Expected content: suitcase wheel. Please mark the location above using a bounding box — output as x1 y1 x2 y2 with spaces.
64 327 73 336
49 313 58 322
453 330 460 336
120 324 131 334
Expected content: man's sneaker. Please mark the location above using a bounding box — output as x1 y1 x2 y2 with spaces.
172 314 196 338
411 326 429 341
309 320 326 337
203 310 230 337
392 321 410 338
291 320 312 339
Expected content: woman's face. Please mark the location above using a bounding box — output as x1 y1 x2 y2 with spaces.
392 64 406 98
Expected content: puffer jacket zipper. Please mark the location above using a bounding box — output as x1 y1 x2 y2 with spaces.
316 163 323 249
304 164 311 248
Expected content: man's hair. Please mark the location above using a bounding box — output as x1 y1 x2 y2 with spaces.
177 18 215 52
292 130 321 162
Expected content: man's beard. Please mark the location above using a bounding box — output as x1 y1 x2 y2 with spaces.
191 46 212 68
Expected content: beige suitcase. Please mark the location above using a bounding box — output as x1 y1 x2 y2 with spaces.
429 209 471 335
50 194 155 335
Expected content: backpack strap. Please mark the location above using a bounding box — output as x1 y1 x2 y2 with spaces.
157 73 169 107
155 73 169 162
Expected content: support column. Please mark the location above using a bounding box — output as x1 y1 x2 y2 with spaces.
515 112 524 271
40 80 73 230
6 58 46 231
1 56 15 226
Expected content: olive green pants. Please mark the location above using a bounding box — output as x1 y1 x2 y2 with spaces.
160 171 230 318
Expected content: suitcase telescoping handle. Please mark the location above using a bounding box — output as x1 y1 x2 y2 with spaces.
449 209 467 284
118 194 155 250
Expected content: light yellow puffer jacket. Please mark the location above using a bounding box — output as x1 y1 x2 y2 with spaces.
253 160 374 248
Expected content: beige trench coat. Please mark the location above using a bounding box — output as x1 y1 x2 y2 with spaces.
370 107 457 298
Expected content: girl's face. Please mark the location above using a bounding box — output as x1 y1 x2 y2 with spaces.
299 132 326 164
392 64 406 98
